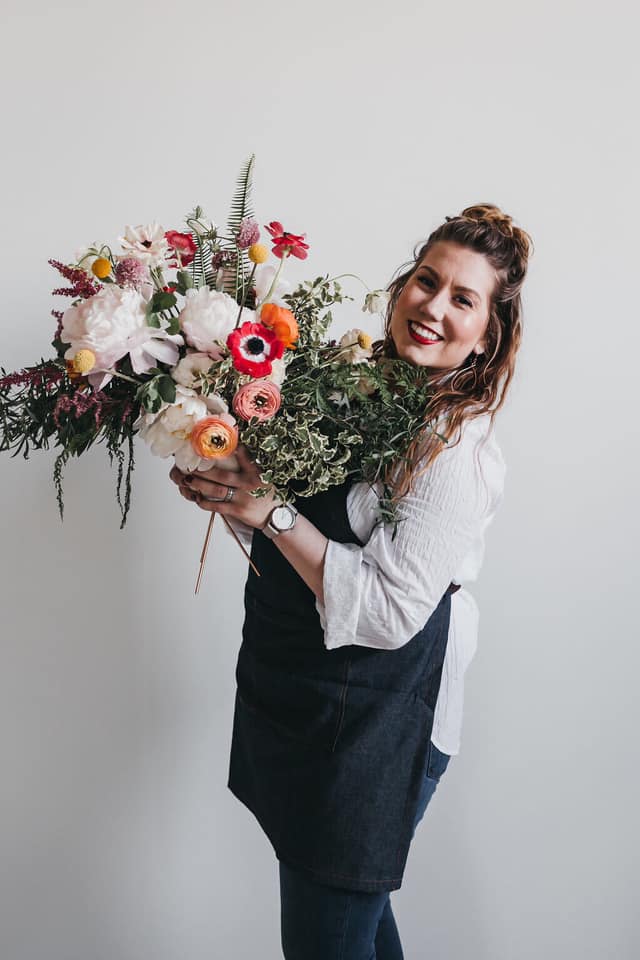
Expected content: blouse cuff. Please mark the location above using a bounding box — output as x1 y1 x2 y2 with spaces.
315 539 364 649
222 515 254 553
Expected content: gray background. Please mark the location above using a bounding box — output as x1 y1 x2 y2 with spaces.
1 1 637 957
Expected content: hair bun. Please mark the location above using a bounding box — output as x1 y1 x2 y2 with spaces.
448 204 534 262
461 203 533 262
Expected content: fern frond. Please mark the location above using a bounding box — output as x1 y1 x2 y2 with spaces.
226 153 256 233
222 154 256 298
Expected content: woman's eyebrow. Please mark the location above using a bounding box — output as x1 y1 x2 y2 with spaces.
419 265 481 304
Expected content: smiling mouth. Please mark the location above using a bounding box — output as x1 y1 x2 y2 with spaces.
407 319 444 344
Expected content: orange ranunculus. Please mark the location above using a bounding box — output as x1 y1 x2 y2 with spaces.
259 303 299 350
190 415 238 460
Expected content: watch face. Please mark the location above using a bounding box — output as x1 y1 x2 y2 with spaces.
272 504 296 530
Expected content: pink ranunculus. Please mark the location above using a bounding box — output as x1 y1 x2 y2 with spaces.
232 379 281 423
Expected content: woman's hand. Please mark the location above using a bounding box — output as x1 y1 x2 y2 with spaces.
169 444 280 530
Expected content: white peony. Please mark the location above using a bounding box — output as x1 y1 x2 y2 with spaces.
60 285 183 391
134 385 237 472
171 350 218 389
362 289 391 315
118 222 169 269
179 287 244 354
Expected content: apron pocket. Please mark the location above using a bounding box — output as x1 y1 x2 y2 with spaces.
236 651 350 751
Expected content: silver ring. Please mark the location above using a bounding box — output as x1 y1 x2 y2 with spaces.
205 486 235 503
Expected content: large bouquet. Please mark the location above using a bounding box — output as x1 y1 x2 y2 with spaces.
0 157 439 570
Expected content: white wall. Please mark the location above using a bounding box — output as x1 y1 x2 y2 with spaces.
1 1 638 957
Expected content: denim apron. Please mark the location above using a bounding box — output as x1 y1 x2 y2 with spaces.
227 476 454 894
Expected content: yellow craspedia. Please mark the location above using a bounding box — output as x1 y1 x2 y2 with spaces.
71 349 96 374
248 243 269 264
91 257 112 279
357 331 373 351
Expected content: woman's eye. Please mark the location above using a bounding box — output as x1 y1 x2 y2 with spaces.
419 276 471 307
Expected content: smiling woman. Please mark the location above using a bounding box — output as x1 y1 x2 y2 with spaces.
171 202 533 960
376 204 532 502
390 243 496 369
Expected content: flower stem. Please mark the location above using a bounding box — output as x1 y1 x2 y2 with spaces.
233 262 257 329
259 252 287 306
326 272 371 291
96 369 142 386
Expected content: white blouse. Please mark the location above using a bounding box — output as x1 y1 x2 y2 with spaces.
225 413 506 757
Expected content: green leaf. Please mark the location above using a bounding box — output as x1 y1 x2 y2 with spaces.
145 393 163 413
157 376 176 403
176 269 194 289
146 313 162 329
259 435 280 453
150 291 177 312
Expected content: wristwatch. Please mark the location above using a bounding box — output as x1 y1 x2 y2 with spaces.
262 502 298 539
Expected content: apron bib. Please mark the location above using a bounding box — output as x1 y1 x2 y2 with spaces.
227 476 453 893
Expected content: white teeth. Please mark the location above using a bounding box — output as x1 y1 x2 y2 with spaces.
408 320 443 340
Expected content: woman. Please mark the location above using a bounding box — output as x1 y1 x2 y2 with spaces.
169 204 533 959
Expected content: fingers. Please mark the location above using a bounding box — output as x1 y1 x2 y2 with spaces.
192 478 235 500
176 479 217 512
193 465 246 488
178 484 198 503
193 459 260 489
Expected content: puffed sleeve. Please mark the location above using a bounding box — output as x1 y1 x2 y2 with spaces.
315 422 499 651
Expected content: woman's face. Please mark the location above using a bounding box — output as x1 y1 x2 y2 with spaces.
389 241 497 371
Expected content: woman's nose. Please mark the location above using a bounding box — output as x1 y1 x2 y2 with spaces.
419 289 447 322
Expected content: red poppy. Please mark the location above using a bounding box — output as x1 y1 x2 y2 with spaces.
227 321 286 377
165 230 197 267
264 221 309 260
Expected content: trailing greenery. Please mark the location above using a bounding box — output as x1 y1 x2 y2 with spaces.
0 359 138 528
0 156 439 534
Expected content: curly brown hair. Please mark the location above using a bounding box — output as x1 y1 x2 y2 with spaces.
375 203 534 500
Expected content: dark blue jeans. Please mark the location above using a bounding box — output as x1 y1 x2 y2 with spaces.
279 740 451 960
